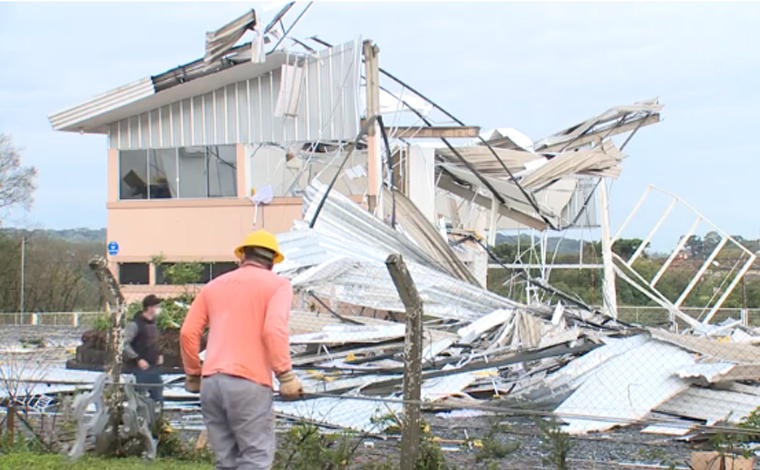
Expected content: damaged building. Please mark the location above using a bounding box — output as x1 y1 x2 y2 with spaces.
37 4 760 455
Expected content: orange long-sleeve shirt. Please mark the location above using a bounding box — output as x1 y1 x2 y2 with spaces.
180 264 293 389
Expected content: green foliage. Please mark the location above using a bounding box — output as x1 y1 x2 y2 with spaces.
150 414 214 462
0 429 45 455
272 422 362 470
155 298 190 330
415 435 447 470
151 254 204 287
537 418 573 470
92 314 112 332
1 454 212 470
474 420 520 463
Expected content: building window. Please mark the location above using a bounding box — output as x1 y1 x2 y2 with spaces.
119 263 150 285
212 262 238 278
120 150 148 199
119 145 237 200
155 263 175 285
208 146 237 198
149 149 178 198
155 262 239 285
178 147 207 198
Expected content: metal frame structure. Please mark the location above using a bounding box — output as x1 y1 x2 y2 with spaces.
612 185 756 327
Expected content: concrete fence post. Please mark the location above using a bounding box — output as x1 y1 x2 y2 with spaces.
73 312 79 328
385 254 423 470
31 313 38 325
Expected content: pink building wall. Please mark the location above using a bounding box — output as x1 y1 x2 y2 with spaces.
106 144 311 302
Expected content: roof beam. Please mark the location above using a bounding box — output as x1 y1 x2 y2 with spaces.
537 114 660 153
359 121 480 139
437 172 547 231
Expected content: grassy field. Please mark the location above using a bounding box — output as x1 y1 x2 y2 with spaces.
2 454 211 470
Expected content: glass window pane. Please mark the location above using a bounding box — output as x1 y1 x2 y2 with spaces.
200 263 212 283
212 262 238 279
149 149 178 199
119 150 148 200
155 263 174 285
119 263 149 285
178 146 207 198
208 145 237 198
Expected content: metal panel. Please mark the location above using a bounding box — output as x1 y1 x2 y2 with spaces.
556 339 694 434
225 84 236 144
48 77 155 132
260 73 274 142
129 116 139 149
181 99 192 146
237 81 249 143
171 102 181 147
191 96 203 145
106 39 360 149
203 93 214 145
139 113 149 149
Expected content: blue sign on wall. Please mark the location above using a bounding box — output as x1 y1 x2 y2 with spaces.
107 241 119 256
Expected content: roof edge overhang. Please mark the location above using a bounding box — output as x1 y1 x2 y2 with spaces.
49 50 291 135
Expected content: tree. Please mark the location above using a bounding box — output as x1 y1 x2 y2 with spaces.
682 235 703 259
0 134 37 219
704 231 722 255
612 238 648 260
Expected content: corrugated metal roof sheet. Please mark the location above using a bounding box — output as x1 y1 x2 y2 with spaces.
49 78 156 132
555 338 695 434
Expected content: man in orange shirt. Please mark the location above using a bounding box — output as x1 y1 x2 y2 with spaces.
180 230 303 470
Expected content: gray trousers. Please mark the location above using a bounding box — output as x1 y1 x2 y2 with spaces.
201 373 275 470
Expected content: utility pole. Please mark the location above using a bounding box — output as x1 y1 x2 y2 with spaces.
364 40 383 219
19 236 26 324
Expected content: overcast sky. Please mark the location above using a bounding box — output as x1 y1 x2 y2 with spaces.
1 2 758 249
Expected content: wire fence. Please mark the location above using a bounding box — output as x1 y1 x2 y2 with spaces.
0 312 105 328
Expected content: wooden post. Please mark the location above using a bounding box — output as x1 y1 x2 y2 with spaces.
364 40 382 218
385 254 423 470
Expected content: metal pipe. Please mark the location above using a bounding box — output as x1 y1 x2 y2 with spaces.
308 115 378 228
675 237 728 308
612 186 652 242
703 255 757 325
627 197 677 267
650 216 701 288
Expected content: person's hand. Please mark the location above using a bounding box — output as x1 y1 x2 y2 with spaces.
277 371 303 400
157 355 164 366
137 359 150 370
185 375 201 393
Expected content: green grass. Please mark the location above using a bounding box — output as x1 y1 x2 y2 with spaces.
2 454 212 470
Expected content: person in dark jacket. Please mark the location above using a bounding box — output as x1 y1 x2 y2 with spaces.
124 295 164 404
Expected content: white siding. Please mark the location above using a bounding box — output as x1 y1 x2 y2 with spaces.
110 39 361 149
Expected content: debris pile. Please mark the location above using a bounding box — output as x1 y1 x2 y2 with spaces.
263 181 760 437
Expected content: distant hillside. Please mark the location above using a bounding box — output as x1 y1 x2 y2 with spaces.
0 228 106 244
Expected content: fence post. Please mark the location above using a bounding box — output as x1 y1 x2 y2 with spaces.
386 254 423 470
73 312 79 328
31 313 38 325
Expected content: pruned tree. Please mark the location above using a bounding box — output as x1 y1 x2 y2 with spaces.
0 134 37 219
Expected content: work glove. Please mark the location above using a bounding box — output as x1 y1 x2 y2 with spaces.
277 370 303 400
185 375 201 393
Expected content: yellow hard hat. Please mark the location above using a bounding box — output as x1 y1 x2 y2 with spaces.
234 230 284 264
